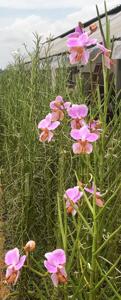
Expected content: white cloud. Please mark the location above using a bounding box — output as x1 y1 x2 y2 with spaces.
67 0 121 24
0 0 120 10
0 0 82 9
0 15 69 67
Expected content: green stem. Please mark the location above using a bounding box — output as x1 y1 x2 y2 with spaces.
76 207 93 236
96 261 121 299
94 255 121 290
89 185 97 300
24 265 48 277
94 224 121 255
3 292 19 300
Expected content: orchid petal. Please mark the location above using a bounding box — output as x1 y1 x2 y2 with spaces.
48 131 54 142
87 132 99 142
85 143 93 154
72 208 77 216
6 266 14 279
97 43 110 54
81 50 90 65
67 38 83 48
104 56 111 69
48 121 60 130
38 113 52 129
68 104 88 119
59 266 67 278
5 248 20 266
70 129 82 140
79 125 90 140
55 95 64 103
64 102 71 110
44 260 57 273
50 101 56 110
72 142 82 154
51 273 58 287
85 186 94 194
96 197 104 207
64 187 83 203
69 52 77 64
15 255 26 271
45 249 66 267
75 26 84 34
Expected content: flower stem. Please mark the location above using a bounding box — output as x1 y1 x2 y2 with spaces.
24 265 48 277
89 185 97 300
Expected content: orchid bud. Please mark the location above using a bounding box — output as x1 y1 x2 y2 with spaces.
89 23 97 33
24 240 36 253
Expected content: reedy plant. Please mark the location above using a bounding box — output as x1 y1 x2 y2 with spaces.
1 2 121 299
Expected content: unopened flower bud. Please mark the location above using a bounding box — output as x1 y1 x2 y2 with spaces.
24 240 36 253
89 23 97 33
78 21 84 30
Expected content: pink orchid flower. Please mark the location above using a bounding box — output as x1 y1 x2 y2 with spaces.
84 182 104 207
50 96 71 121
5 248 26 285
88 119 102 137
70 125 99 154
67 104 88 129
44 249 67 287
97 43 113 69
64 186 83 215
38 113 60 142
67 29 97 65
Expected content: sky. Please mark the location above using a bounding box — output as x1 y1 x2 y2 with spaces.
0 0 120 68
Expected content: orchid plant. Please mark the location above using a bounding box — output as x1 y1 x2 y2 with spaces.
3 3 121 300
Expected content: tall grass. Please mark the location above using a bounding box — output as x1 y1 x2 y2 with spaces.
1 8 121 300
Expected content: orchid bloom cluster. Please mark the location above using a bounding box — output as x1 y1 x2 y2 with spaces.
38 98 102 155
64 181 104 216
4 242 67 288
38 96 71 142
67 25 112 69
